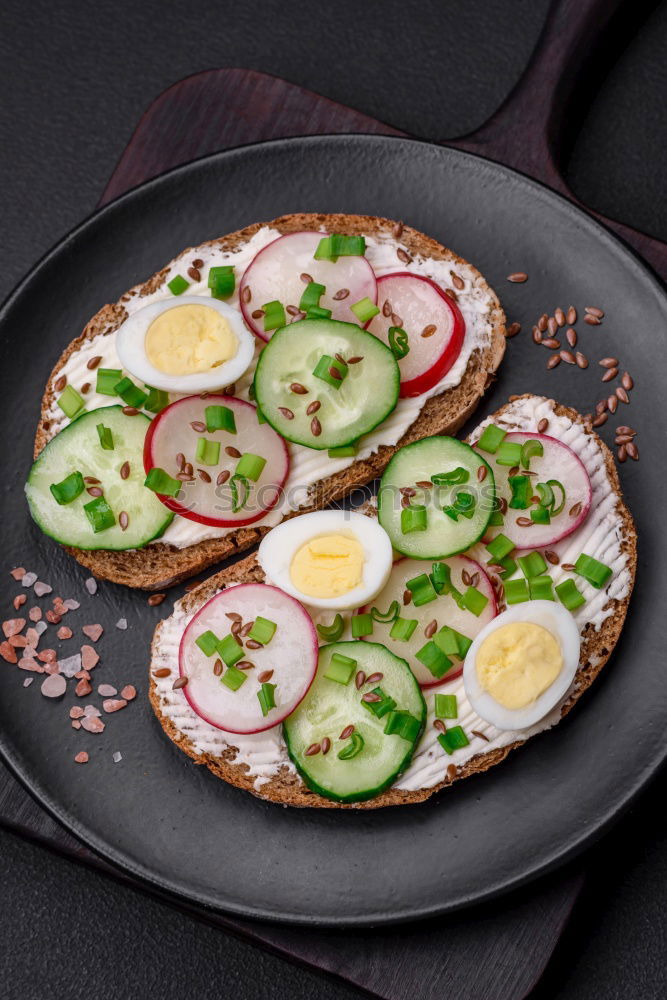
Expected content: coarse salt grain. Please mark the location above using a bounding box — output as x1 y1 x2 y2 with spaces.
112 751 122 764
63 599 80 610
97 684 117 697
23 678 33 688
58 654 82 678
34 621 48 636
82 624 103 642
11 567 26 581
33 581 53 597
22 572 38 588
115 618 128 630
84 578 98 595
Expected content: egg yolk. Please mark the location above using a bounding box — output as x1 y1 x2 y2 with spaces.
290 533 364 599
145 305 237 375
475 623 563 710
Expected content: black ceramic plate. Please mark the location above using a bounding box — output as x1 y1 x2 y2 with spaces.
0 135 662 926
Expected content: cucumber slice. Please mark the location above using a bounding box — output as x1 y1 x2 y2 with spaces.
253 318 400 449
26 406 173 550
283 641 426 803
378 436 495 558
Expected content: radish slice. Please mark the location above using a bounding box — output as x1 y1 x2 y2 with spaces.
239 231 377 341
357 555 497 688
179 583 318 734
143 395 289 528
483 432 592 550
366 273 465 397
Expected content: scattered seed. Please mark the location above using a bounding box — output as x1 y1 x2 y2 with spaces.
617 445 627 463
515 517 533 527
392 220 404 239
347 356 363 364
391 314 403 329
461 569 472 587
575 352 588 369
446 764 458 781
585 306 604 318
569 502 583 517
187 266 201 282
544 550 559 566
507 272 528 283
607 395 619 413
153 668 171 678
278 406 294 420
595 400 608 414
548 317 558 336
626 442 639 461
537 418 549 433
477 465 487 482
300 273 313 285
592 413 608 427
532 327 543 344
305 742 321 756
311 417 322 437
245 639 262 650
340 725 355 740
616 386 629 404
425 620 437 638
362 692 382 703
231 619 242 636
542 338 561 349
332 288 350 301
285 304 300 316
366 673 384 685
236 660 255 670
239 621 253 637
225 612 242 623
355 671 366 690
397 248 411 264
403 589 412 606
565 328 577 347
257 670 274 684
567 306 577 324
451 272 464 291
537 314 548 332
54 374 67 392
621 372 633 390
554 307 565 327
328 367 342 381
86 486 103 498
421 324 437 338
251 309 265 320
172 676 188 690
147 594 166 607
86 355 103 372
584 314 601 326
615 434 634 444
505 322 521 338
318 736 331 756
616 425 636 436
290 382 308 394
601 369 619 386
471 730 490 742
599 357 618 369
190 420 206 433
212 470 230 489
559 350 576 365
225 446 242 458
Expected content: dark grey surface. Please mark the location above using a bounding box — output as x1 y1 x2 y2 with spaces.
1 0 667 995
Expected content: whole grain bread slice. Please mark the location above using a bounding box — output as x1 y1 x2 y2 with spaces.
35 213 506 590
149 396 637 809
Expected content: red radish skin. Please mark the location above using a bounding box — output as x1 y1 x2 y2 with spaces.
239 231 377 341
367 273 465 397
144 395 289 528
357 555 497 688
179 583 318 734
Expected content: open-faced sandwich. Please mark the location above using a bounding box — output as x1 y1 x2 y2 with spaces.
149 394 636 808
25 214 505 589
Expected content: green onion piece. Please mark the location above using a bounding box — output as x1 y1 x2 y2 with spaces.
328 443 358 458
256 407 267 425
496 555 518 580
83 495 115 533
486 533 515 561
299 281 326 312
167 275 190 295
195 630 219 657
442 504 459 523
205 404 236 434
351 613 373 638
530 504 551 525
384 710 421 742
460 585 489 617
350 296 380 323
144 467 181 498
316 614 344 642
314 233 366 261
434 626 471 659
477 424 507 454
505 578 530 605
312 353 348 389
529 575 555 601
305 305 332 320
389 617 418 641
370 600 400 624
434 693 458 719
388 326 410 359
114 376 148 409
217 634 244 667
547 479 566 515
194 438 221 466
496 441 523 467
430 561 453 596
257 682 277 716
96 423 114 451
324 652 357 685
509 475 531 509
50 471 85 506
361 686 396 719
574 553 613 589
521 438 544 470
208 265 235 299
338 731 365 760
431 466 469 486
248 616 276 645
230 474 250 512
488 510 505 527
555 578 586 611
416 640 452 679
221 665 247 691
401 504 427 534
438 726 470 755
406 573 438 607
144 386 170 414
96 368 122 396
235 453 266 482
262 300 286 332
518 551 548 578
535 481 555 511
451 490 476 520
57 385 85 419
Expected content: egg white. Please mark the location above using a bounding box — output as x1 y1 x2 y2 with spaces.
462 601 581 731
257 510 393 611
115 296 255 393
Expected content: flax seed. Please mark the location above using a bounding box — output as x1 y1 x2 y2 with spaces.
537 418 549 433
538 314 548 332
567 306 577 324
566 328 577 347
422 324 437 338
290 382 308 394
86 355 102 370
560 350 576 365
451 272 464 291
592 413 608 427
616 386 629 404
621 372 633 390
575 352 588 369
554 307 565 326
584 314 601 326
311 417 322 437
547 354 561 369
601 367 618 382
507 272 528 283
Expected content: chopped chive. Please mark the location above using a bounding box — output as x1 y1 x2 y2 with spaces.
83 495 115 533
350 296 380 323
460 585 489 617
230 473 250 512
96 367 122 396
248 616 276 645
144 386 170 414
495 441 523 467
114 376 148 409
361 686 396 719
96 423 114 450
384 710 421 742
477 424 506 454
434 626 472 659
574 553 612 588
195 438 220 466
235 453 266 482
505 578 530 604
521 438 544 470
530 504 551 524
256 406 268 425
486 533 515 562
299 281 326 312
405 573 438 607
144 467 181 497
205 404 237 434
338 731 365 760
217 634 244 667
313 354 348 389
195 630 219 657
324 652 357 685
555 578 586 611
316 614 344 642
444 490 476 521
57 385 85 419
496 555 518 579
314 233 366 261
434 693 458 719
328 442 358 458
535 481 554 510
257 682 277 716
370 600 400 624
304 304 332 320
388 326 410 359
488 510 505 527
509 474 531 509
438 725 470 754
208 265 235 299
401 504 427 534
351 613 373 638
389 617 418 641
431 466 469 486
220 665 247 691
518 551 548 578
430 561 454 595
167 275 190 295
262 300 286 332
546 478 566 515
528 575 555 601
416 640 452 679
50 471 84 506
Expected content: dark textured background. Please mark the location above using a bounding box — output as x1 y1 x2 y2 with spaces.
1 0 667 997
